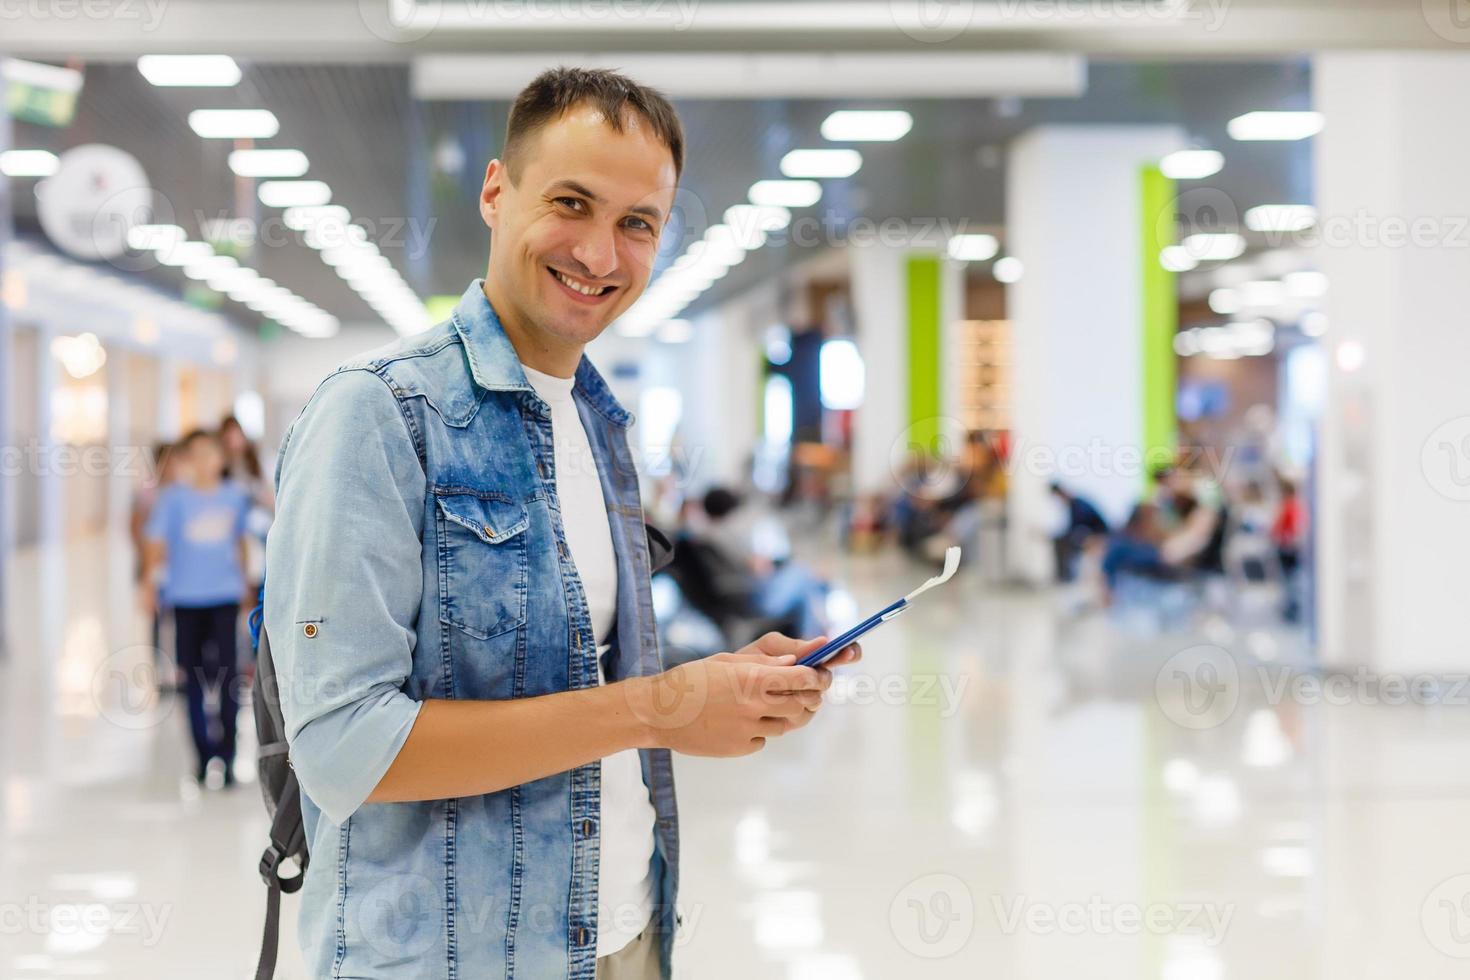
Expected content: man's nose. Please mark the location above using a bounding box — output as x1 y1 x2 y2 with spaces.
570 225 618 281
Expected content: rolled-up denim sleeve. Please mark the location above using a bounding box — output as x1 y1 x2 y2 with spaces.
264 368 426 825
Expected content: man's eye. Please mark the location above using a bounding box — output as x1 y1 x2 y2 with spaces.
555 197 585 212
624 216 652 233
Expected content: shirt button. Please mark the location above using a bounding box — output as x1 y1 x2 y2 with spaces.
302 623 318 638
582 819 593 837
576 927 589 946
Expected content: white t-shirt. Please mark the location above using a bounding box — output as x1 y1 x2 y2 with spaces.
521 363 657 956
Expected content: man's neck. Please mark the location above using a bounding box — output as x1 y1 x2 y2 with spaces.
480 278 582 379
191 477 220 493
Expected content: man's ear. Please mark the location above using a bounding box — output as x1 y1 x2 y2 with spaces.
480 158 507 232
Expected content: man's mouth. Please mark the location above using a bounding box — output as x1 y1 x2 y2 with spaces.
547 266 616 303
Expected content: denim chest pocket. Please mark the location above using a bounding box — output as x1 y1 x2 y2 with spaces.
434 490 530 639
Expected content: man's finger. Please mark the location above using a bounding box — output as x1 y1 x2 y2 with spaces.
759 691 821 717
742 631 827 661
760 665 829 693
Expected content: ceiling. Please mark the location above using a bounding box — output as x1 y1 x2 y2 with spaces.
8 57 1313 331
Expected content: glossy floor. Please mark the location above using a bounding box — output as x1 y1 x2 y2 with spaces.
4 534 1469 979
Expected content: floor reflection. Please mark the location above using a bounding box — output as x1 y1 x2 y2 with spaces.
3 534 1469 978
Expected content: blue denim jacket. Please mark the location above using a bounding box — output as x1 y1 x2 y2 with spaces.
264 281 679 979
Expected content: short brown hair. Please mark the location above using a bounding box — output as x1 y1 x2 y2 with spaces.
503 66 684 183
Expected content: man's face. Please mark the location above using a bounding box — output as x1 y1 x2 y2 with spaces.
480 103 678 346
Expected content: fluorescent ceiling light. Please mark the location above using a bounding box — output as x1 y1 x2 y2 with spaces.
724 203 791 232
258 180 332 208
1245 204 1317 233
748 179 822 208
947 234 999 262
229 148 309 178
188 109 279 139
1159 245 1198 272
1208 288 1240 315
1227 111 1324 142
126 223 185 250
1182 233 1246 262
993 256 1024 283
1160 149 1224 180
185 256 238 280
821 110 912 142
2 58 83 94
157 241 215 267
0 149 59 177
283 205 351 231
780 148 862 179
137 55 241 87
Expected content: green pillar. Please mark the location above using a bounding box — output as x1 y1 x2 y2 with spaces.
905 254 943 450
1140 166 1178 485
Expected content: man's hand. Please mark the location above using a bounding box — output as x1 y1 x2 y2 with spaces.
628 632 861 757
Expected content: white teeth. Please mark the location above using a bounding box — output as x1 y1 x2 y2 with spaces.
554 270 604 297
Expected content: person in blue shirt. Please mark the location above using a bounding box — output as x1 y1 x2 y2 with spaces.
1050 481 1111 582
143 428 252 785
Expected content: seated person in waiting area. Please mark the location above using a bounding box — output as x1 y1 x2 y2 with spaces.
695 486 828 639
1049 481 1110 583
265 67 858 980
1101 502 1182 598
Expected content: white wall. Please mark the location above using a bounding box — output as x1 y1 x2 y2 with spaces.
1005 125 1184 584
1314 52 1470 674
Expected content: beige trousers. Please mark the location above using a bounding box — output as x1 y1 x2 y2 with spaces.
594 921 661 980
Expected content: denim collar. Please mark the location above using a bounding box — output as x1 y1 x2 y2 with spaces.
451 279 632 429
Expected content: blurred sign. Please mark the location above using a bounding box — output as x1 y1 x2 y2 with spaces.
2 58 81 127
35 144 150 261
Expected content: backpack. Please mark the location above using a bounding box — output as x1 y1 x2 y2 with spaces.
243 523 676 978
247 590 308 980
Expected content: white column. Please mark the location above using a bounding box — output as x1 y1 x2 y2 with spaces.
1005 125 1184 585
674 286 766 492
105 346 131 534
848 240 963 497
33 327 61 548
156 356 180 438
0 75 10 657
1314 53 1470 674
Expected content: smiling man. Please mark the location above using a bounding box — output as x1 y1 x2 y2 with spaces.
264 68 857 980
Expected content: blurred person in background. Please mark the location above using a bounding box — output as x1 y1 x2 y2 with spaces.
142 429 253 786
219 414 274 664
1153 463 1226 573
697 486 828 638
1049 481 1110 583
1273 475 1307 622
1101 501 1179 597
131 440 184 689
922 429 1008 566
